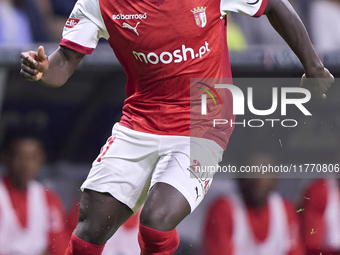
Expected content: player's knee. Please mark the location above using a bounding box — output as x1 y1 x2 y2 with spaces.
74 220 112 246
140 205 178 231
77 202 87 223
74 205 112 245
74 210 98 244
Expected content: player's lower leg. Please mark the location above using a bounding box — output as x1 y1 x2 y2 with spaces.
64 233 105 255
139 183 191 255
64 189 133 255
138 224 180 255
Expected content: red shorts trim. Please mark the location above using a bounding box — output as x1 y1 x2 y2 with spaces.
253 0 269 17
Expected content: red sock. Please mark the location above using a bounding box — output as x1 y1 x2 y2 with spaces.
64 233 105 255
138 224 180 255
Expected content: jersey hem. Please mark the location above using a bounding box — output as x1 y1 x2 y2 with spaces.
60 39 94 54
118 121 228 150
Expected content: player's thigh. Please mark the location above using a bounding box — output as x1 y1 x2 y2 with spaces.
75 189 133 245
140 182 191 231
141 138 223 231
82 123 159 212
154 137 223 212
75 124 159 244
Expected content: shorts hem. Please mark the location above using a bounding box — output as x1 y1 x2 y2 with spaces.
152 177 201 213
81 182 140 214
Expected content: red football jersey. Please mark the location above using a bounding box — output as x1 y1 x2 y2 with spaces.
60 0 267 149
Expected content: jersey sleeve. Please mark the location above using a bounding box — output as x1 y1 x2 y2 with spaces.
60 0 109 54
220 0 268 17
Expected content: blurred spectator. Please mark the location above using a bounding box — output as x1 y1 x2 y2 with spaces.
230 13 287 48
0 127 69 255
300 178 340 254
33 0 72 41
226 0 304 48
0 0 35 45
67 201 141 255
50 0 76 17
203 152 304 255
0 0 69 45
310 0 340 52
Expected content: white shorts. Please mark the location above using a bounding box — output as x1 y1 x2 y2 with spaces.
81 123 223 213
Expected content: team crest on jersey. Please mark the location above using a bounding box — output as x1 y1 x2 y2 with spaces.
191 7 207 28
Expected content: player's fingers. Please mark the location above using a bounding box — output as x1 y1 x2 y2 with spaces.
22 55 47 74
308 85 323 99
319 82 328 92
316 87 325 99
34 61 48 73
21 50 40 58
326 78 334 88
321 93 327 100
20 69 38 81
21 54 38 69
300 74 306 86
20 52 31 60
35 49 49 73
37 46 47 61
324 68 334 81
21 64 39 76
20 52 27 60
312 90 321 99
323 69 334 89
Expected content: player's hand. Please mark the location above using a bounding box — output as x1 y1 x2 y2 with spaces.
20 46 49 81
300 68 334 100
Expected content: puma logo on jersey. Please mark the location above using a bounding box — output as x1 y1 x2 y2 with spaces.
123 22 140 36
195 187 201 201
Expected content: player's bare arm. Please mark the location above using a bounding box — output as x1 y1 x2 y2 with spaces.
20 46 85 88
264 0 334 99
